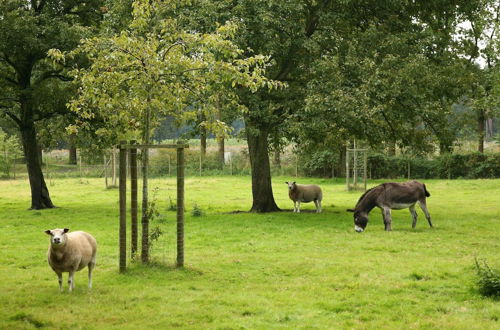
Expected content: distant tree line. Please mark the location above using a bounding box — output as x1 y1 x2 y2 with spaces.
0 0 498 212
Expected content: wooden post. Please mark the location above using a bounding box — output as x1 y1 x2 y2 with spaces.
79 154 82 182
295 154 298 177
130 140 138 258
176 141 185 267
346 150 350 191
353 140 358 189
119 141 127 273
199 151 202 176
168 154 171 176
112 147 117 186
363 151 368 191
104 154 108 188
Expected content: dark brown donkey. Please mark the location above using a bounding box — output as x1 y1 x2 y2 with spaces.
347 181 432 232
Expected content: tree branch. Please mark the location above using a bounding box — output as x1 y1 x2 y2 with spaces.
0 107 22 126
160 41 185 61
33 71 73 86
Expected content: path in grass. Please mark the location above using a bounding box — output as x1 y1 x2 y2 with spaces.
0 177 498 329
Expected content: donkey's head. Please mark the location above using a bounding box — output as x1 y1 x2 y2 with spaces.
347 209 368 233
285 181 297 191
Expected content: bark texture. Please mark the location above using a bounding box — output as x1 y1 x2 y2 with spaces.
246 122 280 212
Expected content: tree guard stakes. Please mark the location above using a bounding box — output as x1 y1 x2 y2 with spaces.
118 140 189 272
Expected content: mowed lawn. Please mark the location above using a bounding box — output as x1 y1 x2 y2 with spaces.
0 176 498 329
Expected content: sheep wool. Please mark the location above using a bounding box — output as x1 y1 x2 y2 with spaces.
45 228 97 292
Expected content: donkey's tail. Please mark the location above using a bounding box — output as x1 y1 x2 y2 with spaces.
423 184 430 197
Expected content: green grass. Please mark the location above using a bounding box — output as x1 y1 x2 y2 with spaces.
0 177 499 329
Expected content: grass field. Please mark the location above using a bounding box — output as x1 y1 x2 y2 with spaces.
0 176 498 329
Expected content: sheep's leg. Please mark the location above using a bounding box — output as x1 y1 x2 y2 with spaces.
68 270 75 292
418 200 433 227
88 261 95 289
409 204 418 228
293 201 297 212
314 200 319 212
56 272 63 292
296 201 301 213
382 207 392 231
318 200 322 213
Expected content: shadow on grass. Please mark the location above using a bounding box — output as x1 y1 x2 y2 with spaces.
121 260 204 279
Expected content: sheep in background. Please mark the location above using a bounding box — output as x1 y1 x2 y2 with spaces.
286 181 323 213
44 228 97 292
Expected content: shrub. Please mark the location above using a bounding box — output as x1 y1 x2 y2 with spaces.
475 258 500 299
191 203 203 217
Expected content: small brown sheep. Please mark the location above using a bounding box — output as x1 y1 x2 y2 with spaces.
286 181 323 213
45 228 97 292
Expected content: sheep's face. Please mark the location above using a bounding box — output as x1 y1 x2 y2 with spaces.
285 181 297 191
45 228 70 246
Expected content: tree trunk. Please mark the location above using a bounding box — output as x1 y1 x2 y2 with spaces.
20 123 55 209
477 109 485 153
337 144 346 177
246 122 280 212
218 135 225 170
200 128 207 156
439 140 453 154
274 150 281 169
69 140 77 165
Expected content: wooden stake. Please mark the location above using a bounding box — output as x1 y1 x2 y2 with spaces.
130 140 138 258
119 141 127 273
176 141 185 267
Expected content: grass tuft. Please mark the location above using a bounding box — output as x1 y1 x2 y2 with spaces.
475 258 500 299
10 312 46 328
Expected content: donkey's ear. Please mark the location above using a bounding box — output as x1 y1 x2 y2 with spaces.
44 230 52 235
346 209 355 212
63 228 69 233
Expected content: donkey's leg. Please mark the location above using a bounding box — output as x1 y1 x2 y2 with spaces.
409 204 418 228
382 207 392 231
419 200 433 227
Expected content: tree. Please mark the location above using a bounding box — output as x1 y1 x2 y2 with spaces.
0 0 101 209
60 0 280 261
457 0 499 152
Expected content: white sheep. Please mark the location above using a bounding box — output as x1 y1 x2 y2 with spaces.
286 181 323 213
44 228 97 292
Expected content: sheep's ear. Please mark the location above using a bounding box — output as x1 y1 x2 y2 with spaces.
285 181 288 184
346 209 355 212
292 181 296 184
44 230 52 235
63 228 69 233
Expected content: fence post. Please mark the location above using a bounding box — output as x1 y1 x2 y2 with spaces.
130 140 138 259
176 141 185 267
104 154 108 188
346 150 350 191
363 151 368 191
119 141 127 273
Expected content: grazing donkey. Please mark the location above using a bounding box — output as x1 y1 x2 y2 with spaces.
286 181 323 213
347 180 432 232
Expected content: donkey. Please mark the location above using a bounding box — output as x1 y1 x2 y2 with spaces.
347 180 432 232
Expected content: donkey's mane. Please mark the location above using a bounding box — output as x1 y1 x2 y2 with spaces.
355 186 378 207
